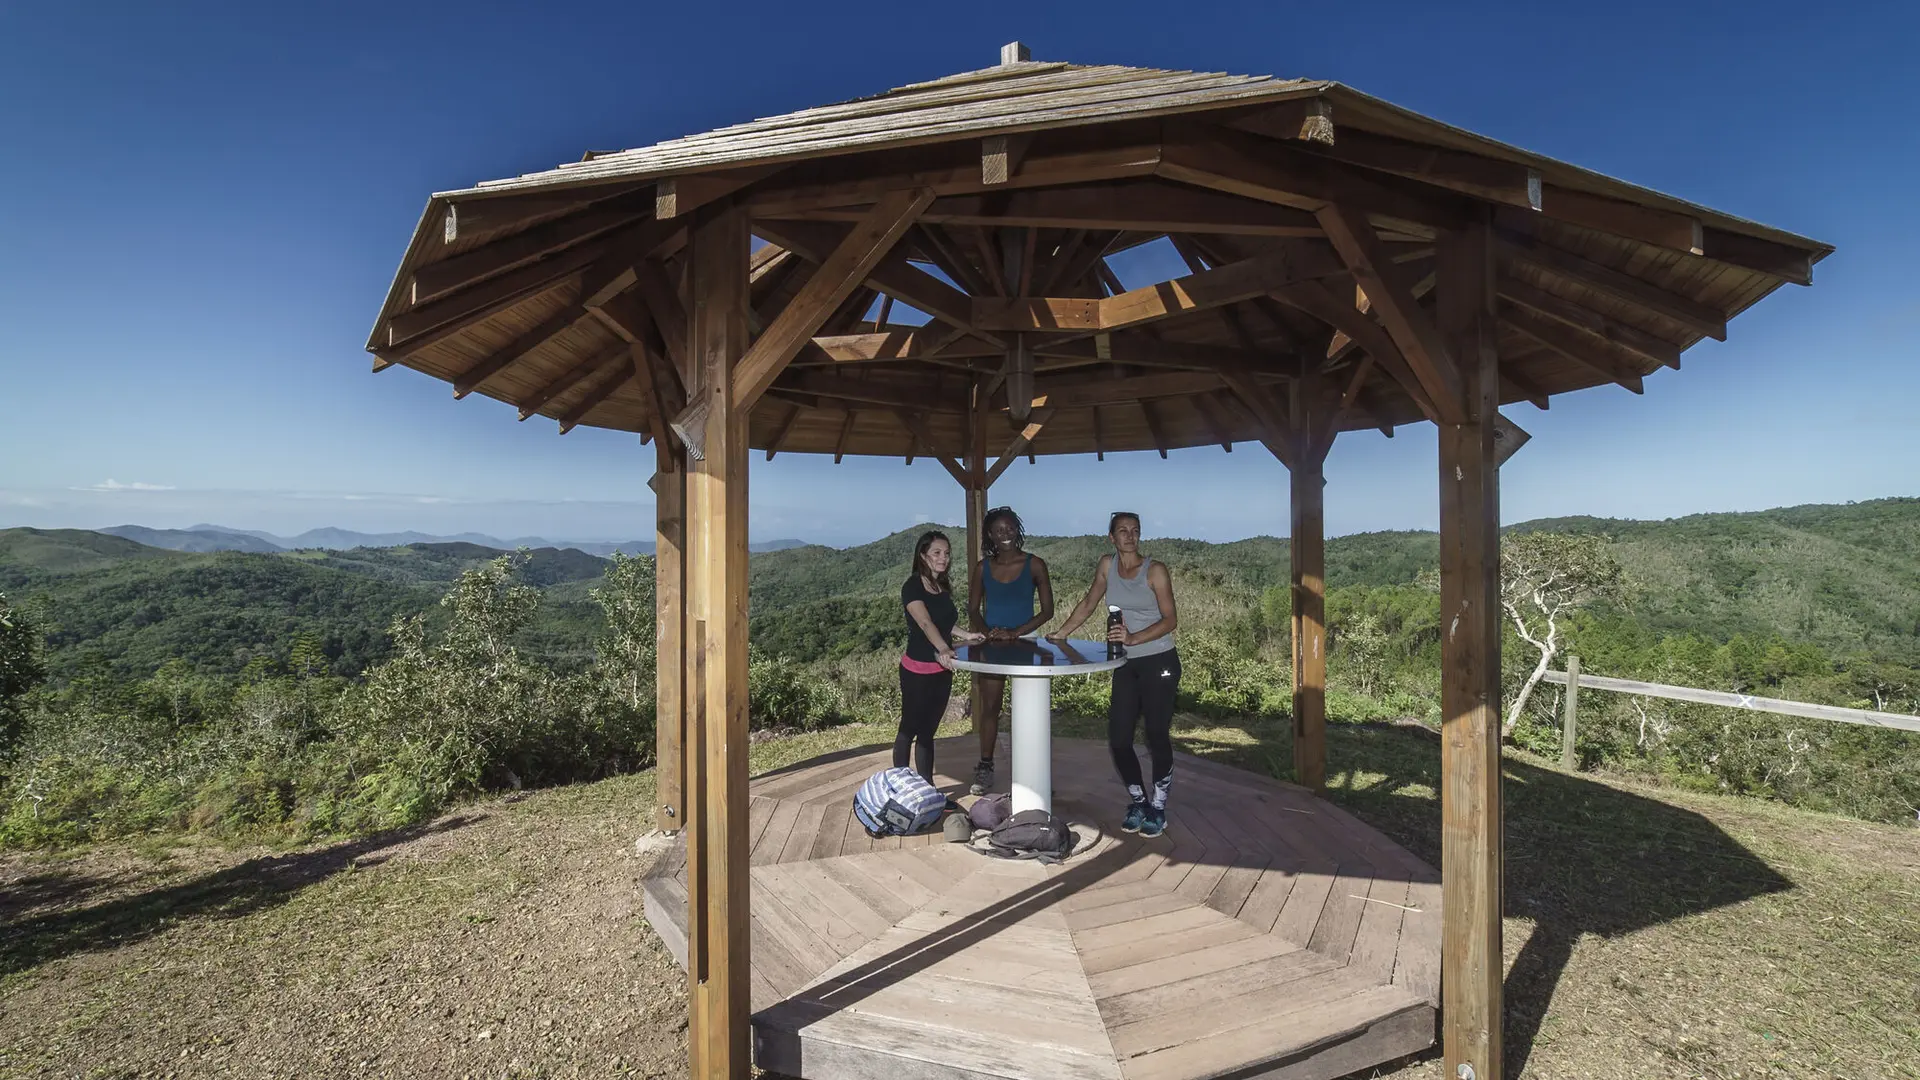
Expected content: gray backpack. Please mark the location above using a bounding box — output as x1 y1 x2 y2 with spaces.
984 809 1077 863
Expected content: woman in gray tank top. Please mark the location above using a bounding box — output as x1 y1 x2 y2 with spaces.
1049 511 1181 837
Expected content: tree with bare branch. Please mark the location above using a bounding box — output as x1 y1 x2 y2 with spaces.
1500 531 1623 737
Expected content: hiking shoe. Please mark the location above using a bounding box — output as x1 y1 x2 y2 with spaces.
969 760 994 796
1120 800 1147 833
1139 806 1167 838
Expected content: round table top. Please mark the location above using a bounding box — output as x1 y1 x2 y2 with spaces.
949 637 1128 677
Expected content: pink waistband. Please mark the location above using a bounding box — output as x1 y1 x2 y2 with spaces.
900 654 946 676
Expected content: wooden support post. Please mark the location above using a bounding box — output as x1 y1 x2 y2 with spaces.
1289 376 1329 792
682 202 752 1080
965 378 989 735
653 455 687 834
1436 209 1504 1080
1561 654 1581 771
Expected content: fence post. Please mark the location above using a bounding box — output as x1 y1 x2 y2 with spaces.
1560 654 1580 770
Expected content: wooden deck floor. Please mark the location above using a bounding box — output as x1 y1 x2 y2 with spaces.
642 735 1439 1080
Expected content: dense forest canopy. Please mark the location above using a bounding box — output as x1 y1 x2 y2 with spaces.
1 496 1915 841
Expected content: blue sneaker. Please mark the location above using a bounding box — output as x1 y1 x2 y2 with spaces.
1120 800 1147 833
1139 806 1167 838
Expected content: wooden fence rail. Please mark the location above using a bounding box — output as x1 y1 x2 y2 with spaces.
1542 662 1920 736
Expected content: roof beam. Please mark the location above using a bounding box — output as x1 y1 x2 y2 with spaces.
1271 279 1441 425
973 245 1344 332
1501 304 1648 394
441 185 647 244
1028 370 1227 410
753 218 989 340
1497 275 1681 370
1159 124 1465 233
1499 364 1552 410
1316 204 1465 422
805 329 999 363
560 355 633 434
517 340 626 421
587 289 688 447
1190 391 1238 452
1496 225 1727 340
411 199 656 305
1699 228 1817 286
831 409 859 463
1304 127 1542 212
984 410 1053 486
766 180 1325 238
732 189 934 410
763 401 802 461
1138 399 1171 459
1217 368 1296 469
1540 185 1702 256
981 134 1032 185
383 240 605 351
653 167 775 220
452 303 590 398
1227 98 1336 145
746 141 1166 217
774 369 963 414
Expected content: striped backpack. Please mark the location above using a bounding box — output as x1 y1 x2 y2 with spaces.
853 767 947 837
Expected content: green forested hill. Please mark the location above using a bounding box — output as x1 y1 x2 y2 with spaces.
4 497 1917 679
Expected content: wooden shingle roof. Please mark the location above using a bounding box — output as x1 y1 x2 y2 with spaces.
365 49 1831 465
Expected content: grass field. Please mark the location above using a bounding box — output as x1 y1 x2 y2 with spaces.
2 714 1915 1079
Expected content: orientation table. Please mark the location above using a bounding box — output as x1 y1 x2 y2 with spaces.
949 637 1126 814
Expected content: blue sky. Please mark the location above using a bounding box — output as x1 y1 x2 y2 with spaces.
1 1 1914 547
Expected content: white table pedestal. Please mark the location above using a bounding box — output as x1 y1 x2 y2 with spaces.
1008 675 1053 814
949 638 1125 820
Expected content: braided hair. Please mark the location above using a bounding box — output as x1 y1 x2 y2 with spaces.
983 506 1026 556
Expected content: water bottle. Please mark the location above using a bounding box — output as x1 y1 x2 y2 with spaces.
1106 605 1126 661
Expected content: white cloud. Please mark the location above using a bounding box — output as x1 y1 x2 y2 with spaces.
77 479 175 492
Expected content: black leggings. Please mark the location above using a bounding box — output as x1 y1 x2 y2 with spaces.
895 666 954 782
1109 649 1181 800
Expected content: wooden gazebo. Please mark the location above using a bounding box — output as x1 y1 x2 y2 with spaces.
365 45 1829 1080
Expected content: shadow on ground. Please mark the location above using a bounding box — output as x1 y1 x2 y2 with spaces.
1172 718 1796 1076
0 815 477 978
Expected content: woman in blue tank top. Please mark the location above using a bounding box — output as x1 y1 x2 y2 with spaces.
1051 511 1181 837
963 506 1053 795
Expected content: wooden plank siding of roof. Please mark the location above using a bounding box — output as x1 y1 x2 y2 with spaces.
364 54 1829 464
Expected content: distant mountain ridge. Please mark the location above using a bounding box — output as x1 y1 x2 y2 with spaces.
98 524 808 556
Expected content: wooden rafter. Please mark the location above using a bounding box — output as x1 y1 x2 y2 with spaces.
653 167 775 220
1189 391 1237 452
974 245 1343 333
1316 204 1465 421
746 141 1167 217
762 400 802 461
1497 275 1682 370
515 340 628 420
1272 279 1441 425
412 197 656 304
775 369 962 414
731 189 933 410
1228 98 1336 145
558 354 636 434
983 409 1052 486
1159 124 1464 233
1139 399 1171 459
753 218 987 340
1218 368 1296 469
831 409 859 463
1501 304 1648 394
1029 370 1227 410
1496 227 1727 340
452 303 589 398
1499 364 1552 411
384 243 600 352
769 180 1326 238
980 133 1031 185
